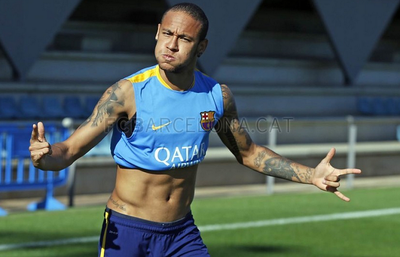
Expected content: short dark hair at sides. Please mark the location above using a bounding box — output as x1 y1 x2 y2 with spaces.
161 2 209 41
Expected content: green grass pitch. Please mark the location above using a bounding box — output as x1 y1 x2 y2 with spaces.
0 186 399 257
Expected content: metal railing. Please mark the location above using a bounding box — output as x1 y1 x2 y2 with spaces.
0 123 70 216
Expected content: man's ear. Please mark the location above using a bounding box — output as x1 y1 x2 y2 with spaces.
155 24 161 41
197 39 208 57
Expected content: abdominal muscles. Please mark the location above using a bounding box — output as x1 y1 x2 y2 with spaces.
107 164 198 222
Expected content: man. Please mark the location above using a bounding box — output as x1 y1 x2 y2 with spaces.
29 3 361 257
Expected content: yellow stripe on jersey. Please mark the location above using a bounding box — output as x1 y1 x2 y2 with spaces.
155 65 173 89
126 65 196 90
155 65 196 90
126 65 173 90
126 66 157 84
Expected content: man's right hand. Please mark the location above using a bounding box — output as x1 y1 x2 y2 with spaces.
29 122 52 168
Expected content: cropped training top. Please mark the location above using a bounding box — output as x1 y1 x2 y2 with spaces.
110 65 224 171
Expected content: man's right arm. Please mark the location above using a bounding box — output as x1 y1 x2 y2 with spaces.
29 79 135 171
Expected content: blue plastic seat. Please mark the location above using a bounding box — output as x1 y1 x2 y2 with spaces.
393 98 400 115
64 96 85 119
385 98 397 116
42 96 64 119
19 95 42 119
357 97 373 115
371 98 387 115
84 96 100 117
0 96 20 119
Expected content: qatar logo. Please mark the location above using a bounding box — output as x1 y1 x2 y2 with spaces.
200 111 215 131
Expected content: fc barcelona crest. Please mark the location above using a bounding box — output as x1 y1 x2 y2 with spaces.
200 111 215 131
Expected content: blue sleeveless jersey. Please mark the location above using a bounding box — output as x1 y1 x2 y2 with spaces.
110 65 224 171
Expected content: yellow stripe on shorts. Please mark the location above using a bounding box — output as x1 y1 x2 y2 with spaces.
100 211 110 257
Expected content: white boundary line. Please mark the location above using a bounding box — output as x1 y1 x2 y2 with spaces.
198 207 400 232
1 207 399 251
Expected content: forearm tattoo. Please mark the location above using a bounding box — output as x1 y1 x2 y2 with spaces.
257 151 313 183
219 85 313 183
263 155 301 181
254 151 266 168
297 167 313 183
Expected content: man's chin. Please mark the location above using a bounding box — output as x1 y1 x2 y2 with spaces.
159 63 181 73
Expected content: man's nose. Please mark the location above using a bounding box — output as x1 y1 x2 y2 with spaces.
167 36 179 51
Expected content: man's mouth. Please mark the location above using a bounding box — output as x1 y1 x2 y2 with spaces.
162 54 175 61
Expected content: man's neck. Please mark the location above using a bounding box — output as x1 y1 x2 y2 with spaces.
159 68 195 91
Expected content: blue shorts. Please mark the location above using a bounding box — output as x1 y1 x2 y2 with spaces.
98 208 210 257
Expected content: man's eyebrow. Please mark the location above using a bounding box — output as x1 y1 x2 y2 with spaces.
161 28 172 33
161 28 195 40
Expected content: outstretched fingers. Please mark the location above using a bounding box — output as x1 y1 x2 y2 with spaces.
29 122 51 165
37 122 46 142
30 122 47 143
323 174 341 188
30 123 39 143
323 148 336 163
325 168 362 202
315 148 362 202
337 168 362 176
324 182 351 202
332 188 351 202
325 168 361 186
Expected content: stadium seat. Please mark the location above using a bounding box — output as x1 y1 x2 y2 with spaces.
64 96 85 119
19 95 42 119
385 98 397 116
42 96 65 119
357 97 373 115
0 96 20 119
84 96 100 117
371 98 386 115
357 97 399 116
394 98 400 115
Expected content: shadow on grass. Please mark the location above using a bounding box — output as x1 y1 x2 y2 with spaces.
208 244 307 257
0 231 96 245
2 242 98 257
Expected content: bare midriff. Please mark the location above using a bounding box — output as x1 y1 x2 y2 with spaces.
106 164 198 222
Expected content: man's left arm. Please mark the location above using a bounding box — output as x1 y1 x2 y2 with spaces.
215 84 361 202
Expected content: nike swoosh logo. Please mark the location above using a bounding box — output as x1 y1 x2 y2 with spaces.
152 121 171 131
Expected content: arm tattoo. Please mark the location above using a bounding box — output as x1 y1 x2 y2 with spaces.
218 85 252 158
92 82 124 127
254 151 266 168
229 118 251 152
223 126 241 158
220 85 312 183
222 85 236 116
78 117 91 130
77 82 124 131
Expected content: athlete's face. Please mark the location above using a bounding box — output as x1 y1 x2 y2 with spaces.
155 11 207 73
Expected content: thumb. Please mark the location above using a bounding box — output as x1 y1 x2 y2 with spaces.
37 122 47 142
